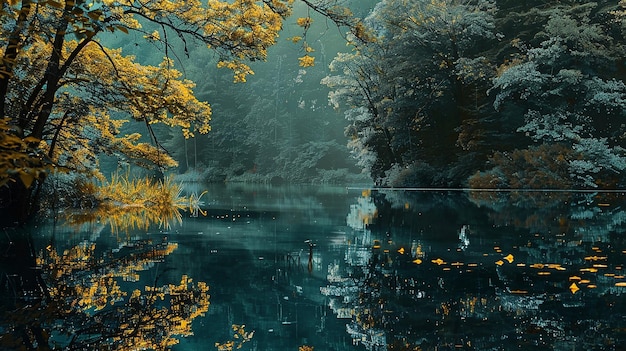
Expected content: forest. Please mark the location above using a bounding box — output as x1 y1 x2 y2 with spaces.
2 2 626 350
2 0 626 223
327 0 626 189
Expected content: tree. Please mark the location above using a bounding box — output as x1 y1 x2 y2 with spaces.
478 1 626 188
323 0 499 186
0 0 366 223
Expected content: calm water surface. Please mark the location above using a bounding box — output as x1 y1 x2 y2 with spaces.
2 184 626 350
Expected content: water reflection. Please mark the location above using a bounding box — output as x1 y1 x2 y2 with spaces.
325 189 626 350
2 185 626 350
0 224 208 350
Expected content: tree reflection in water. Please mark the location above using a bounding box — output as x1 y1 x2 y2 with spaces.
0 191 209 350
3 185 626 350
326 189 626 350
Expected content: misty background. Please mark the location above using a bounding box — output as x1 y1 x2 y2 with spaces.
98 0 380 185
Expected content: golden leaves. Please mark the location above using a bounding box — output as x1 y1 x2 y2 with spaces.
0 118 52 189
144 30 161 41
73 45 212 153
296 16 313 28
217 60 254 83
298 54 315 67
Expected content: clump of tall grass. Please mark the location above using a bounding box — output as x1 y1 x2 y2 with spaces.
66 172 191 233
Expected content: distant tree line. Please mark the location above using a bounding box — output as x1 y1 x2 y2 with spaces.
158 2 378 185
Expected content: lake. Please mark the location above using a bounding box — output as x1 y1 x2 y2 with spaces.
1 184 626 350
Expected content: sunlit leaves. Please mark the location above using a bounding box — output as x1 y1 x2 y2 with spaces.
289 35 303 43
0 118 52 189
298 54 315 67
296 16 313 28
217 60 255 83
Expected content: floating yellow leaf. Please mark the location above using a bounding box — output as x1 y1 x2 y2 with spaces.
412 258 422 264
504 254 514 263
569 276 581 281
373 240 381 249
431 258 445 265
495 260 504 266
510 290 528 294
584 256 607 261
397 247 405 254
569 283 580 294
580 268 598 273
616 282 626 287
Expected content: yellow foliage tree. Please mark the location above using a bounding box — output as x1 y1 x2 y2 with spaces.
0 0 366 222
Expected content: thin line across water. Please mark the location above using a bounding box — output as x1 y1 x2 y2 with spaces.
345 187 626 193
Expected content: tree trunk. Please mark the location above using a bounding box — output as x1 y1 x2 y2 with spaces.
0 0 33 118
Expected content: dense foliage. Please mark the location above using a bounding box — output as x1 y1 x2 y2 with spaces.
324 0 626 188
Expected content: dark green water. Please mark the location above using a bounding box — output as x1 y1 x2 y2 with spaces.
2 184 626 350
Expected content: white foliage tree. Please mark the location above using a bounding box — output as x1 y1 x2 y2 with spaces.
323 0 498 186
489 5 626 187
